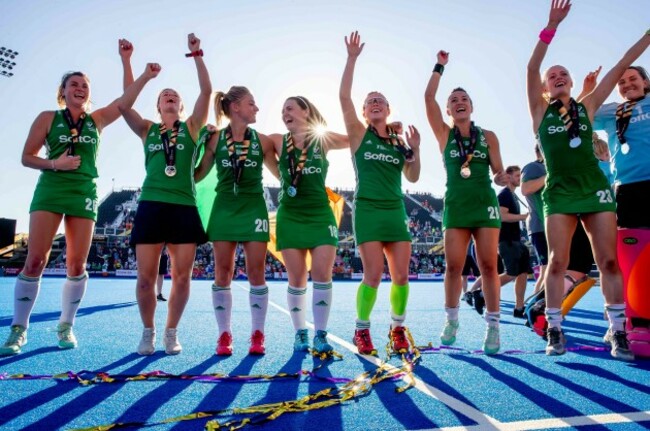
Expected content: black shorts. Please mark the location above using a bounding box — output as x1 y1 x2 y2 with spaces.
462 254 480 276
158 253 168 275
568 222 593 274
530 232 549 266
616 180 650 229
498 240 531 277
131 200 208 245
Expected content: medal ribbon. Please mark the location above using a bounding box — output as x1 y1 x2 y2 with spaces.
615 97 643 147
286 132 313 190
368 125 414 160
159 120 180 171
551 98 580 143
62 108 87 156
225 126 251 187
452 121 478 170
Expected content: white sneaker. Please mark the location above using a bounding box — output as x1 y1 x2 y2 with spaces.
164 328 182 355
137 328 156 355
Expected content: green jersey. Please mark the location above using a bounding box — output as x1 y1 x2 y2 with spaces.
353 128 405 201
442 126 501 229
278 135 329 206
43 110 100 181
214 127 264 196
537 102 615 215
140 121 198 206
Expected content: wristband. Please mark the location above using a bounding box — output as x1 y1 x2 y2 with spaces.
51 160 57 171
433 63 444 75
539 28 557 45
185 49 203 58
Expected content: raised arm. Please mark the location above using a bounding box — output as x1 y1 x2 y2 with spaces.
527 0 571 131
339 31 367 153
576 66 601 102
185 33 212 141
583 31 650 117
402 125 421 183
424 50 451 153
194 125 218 182
91 38 137 133
118 63 161 140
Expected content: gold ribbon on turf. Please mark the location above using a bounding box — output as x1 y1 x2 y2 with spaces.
267 187 344 270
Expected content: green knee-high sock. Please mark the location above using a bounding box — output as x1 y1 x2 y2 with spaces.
390 283 409 324
356 283 378 321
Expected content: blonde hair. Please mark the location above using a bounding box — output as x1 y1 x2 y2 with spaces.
57 71 90 110
214 86 252 127
156 88 185 119
286 96 327 127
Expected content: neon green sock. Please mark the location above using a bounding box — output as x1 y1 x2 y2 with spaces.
390 283 409 316
356 283 378 321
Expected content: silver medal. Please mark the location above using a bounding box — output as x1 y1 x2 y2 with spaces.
621 143 630 155
460 166 471 179
569 137 582 148
165 165 177 177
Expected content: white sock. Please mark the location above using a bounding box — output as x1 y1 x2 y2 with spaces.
605 304 626 332
445 306 460 322
287 285 307 331
485 311 500 328
60 272 88 325
391 311 406 329
312 281 332 332
12 273 41 328
546 307 562 329
212 284 232 334
249 284 269 333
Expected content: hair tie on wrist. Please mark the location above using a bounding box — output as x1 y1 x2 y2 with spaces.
185 49 203 58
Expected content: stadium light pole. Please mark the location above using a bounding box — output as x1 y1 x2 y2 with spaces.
0 47 19 78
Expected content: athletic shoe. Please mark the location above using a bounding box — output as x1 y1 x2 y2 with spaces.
216 332 233 356
513 307 526 318
57 322 77 349
157 294 167 302
483 325 500 355
440 319 459 346
545 327 566 356
249 330 266 355
463 291 474 306
137 328 156 356
603 329 634 362
353 328 376 355
473 290 485 315
313 330 333 354
294 329 309 352
0 325 27 356
164 328 182 355
389 326 409 353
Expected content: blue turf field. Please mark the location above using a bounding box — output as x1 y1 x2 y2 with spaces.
0 277 649 430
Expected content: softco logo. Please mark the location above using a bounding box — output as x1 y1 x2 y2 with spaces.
364 152 400 164
303 166 322 174
148 143 185 152
59 135 98 144
222 159 258 168
547 124 588 134
449 149 487 159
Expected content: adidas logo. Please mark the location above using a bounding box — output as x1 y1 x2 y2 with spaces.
546 113 554 118
57 123 65 128
215 305 226 310
17 297 31 302
291 307 302 312
149 132 156 137
251 304 262 309
365 140 373 145
315 300 328 307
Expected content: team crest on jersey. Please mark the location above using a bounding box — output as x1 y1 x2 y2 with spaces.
251 142 259 150
86 123 95 132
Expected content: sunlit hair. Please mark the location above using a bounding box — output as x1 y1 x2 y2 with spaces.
156 88 185 119
505 165 521 175
541 65 572 101
626 66 650 95
447 87 473 107
57 71 90 110
214 86 252 127
286 96 327 127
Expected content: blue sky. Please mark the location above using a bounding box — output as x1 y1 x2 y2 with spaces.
1 0 648 233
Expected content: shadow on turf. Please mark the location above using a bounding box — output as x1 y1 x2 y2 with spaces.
0 301 137 327
0 353 158 430
449 354 638 430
